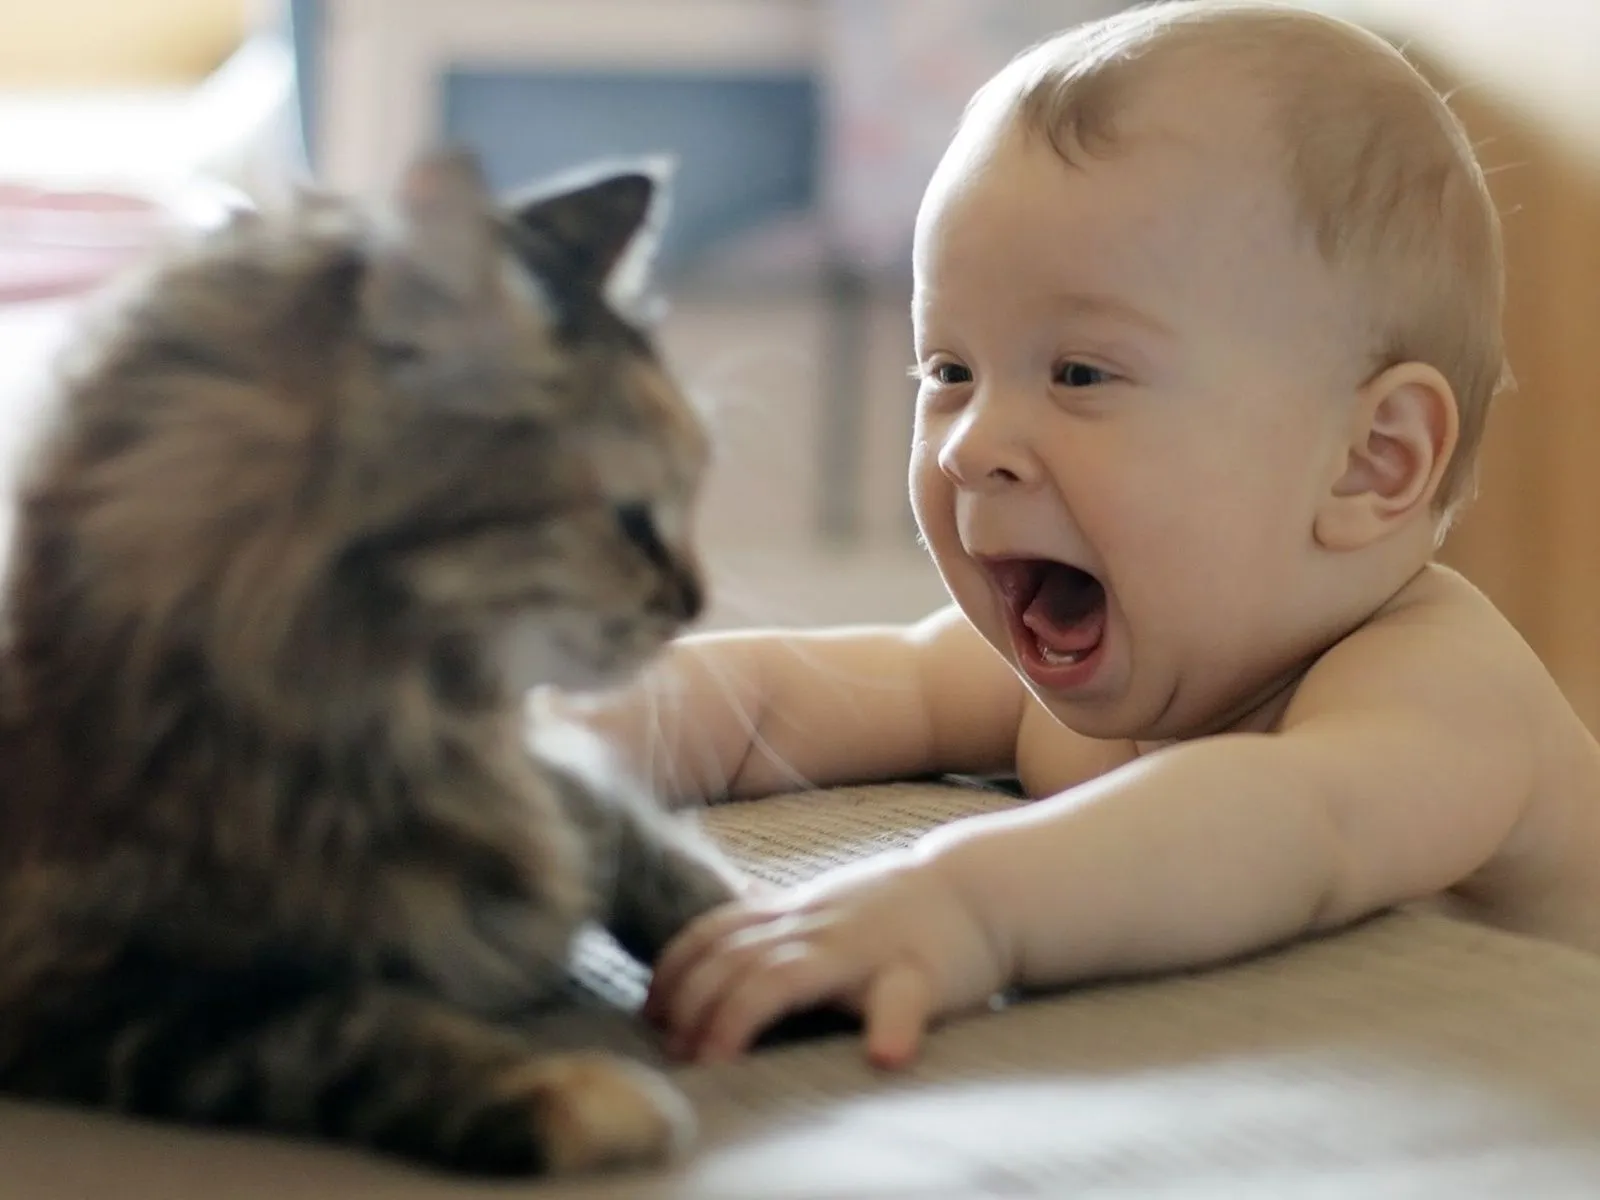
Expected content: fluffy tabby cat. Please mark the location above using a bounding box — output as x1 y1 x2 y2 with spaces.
0 146 740 1175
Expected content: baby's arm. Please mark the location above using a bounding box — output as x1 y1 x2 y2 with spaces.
650 606 1540 1062
536 605 1029 805
945 611 1539 987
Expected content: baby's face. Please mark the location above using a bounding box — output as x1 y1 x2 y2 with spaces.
910 104 1370 741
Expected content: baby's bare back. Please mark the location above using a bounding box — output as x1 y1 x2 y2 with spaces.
1416 572 1600 950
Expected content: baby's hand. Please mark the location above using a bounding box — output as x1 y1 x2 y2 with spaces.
643 850 1007 1068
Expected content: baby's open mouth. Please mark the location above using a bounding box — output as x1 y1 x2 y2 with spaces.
990 559 1107 667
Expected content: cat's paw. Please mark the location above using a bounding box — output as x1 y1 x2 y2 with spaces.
486 1052 694 1175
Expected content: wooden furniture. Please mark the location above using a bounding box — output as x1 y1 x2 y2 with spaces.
1426 70 1600 729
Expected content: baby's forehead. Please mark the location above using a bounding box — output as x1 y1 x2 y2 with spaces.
919 98 1297 270
912 101 1362 359
931 18 1425 230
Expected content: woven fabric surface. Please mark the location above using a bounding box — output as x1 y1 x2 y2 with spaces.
7 781 1600 1199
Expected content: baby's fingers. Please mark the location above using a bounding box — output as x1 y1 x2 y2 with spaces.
863 962 935 1070
690 942 848 1062
644 902 769 1023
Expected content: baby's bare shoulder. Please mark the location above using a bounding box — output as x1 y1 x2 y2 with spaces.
1298 565 1600 942
1292 564 1564 725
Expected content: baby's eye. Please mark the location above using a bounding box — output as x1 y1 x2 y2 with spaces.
1056 361 1112 388
927 362 973 386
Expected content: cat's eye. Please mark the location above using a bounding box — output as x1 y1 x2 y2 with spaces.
615 503 669 567
372 338 425 370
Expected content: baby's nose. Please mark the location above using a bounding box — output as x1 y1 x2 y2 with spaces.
936 398 1042 490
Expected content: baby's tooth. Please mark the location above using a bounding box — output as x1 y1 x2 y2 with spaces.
1039 645 1087 666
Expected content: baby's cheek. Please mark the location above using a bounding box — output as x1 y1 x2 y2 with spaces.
907 437 946 517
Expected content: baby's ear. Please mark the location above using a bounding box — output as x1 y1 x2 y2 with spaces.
363 145 501 338
1314 362 1460 551
507 158 671 304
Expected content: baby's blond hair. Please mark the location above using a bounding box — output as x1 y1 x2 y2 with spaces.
966 1 1505 524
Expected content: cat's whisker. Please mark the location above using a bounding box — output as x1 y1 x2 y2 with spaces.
693 650 819 799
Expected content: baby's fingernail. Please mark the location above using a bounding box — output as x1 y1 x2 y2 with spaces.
868 1044 911 1071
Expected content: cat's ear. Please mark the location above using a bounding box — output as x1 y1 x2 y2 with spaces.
383 145 499 302
508 158 671 301
362 146 502 344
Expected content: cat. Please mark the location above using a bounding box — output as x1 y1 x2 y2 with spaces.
0 145 741 1176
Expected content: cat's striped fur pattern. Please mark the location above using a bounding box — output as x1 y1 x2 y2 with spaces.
0 148 735 1175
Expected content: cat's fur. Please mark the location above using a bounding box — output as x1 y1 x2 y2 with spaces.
0 147 738 1176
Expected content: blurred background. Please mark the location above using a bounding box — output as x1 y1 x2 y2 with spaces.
0 1 1596 721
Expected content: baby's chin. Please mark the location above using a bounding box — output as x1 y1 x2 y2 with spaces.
1009 648 1188 744
1040 669 1307 747
1025 680 1152 743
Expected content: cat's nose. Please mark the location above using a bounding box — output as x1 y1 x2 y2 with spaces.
614 503 704 622
658 558 704 622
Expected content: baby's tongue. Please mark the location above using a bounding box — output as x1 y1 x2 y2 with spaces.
1021 564 1105 654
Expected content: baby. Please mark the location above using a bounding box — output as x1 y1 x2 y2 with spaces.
547 1 1600 1069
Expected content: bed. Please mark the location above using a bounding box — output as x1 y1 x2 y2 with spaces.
5 779 1600 1198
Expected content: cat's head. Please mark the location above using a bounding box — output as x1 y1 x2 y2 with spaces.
14 147 710 712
